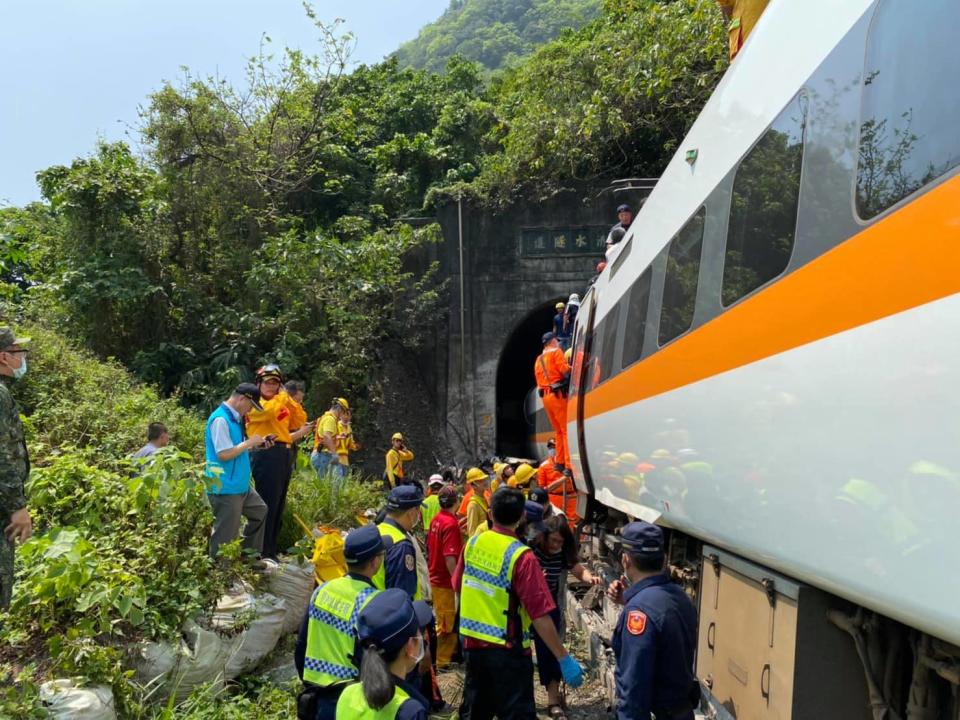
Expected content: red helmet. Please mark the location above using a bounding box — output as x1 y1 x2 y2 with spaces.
255 363 284 383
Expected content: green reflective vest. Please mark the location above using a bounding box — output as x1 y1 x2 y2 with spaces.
335 681 412 720
303 575 378 687
460 530 532 649
372 520 422 600
421 494 441 533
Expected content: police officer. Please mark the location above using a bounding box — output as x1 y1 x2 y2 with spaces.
295 524 384 720
455 488 584 720
608 522 698 720
374 485 423 598
336 588 434 720
0 328 31 609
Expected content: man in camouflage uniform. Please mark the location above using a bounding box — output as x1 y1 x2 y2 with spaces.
0 327 32 609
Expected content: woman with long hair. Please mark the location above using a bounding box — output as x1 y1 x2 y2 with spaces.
336 588 433 720
528 513 602 719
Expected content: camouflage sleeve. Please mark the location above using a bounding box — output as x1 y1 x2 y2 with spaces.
0 384 28 518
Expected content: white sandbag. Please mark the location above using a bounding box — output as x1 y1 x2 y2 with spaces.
210 591 287 680
40 679 116 720
266 558 316 634
132 620 228 701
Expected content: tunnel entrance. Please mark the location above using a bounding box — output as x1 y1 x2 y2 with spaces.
495 299 565 457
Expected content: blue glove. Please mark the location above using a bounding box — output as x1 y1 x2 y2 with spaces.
559 654 584 688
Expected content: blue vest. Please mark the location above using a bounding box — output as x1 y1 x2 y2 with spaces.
204 403 251 495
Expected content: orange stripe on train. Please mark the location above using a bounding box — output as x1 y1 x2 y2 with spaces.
579 173 960 421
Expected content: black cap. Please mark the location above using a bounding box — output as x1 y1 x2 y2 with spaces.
234 383 264 411
541 331 556 345
343 524 385 564
621 521 664 558
387 484 424 510
617 204 631 213
528 486 549 505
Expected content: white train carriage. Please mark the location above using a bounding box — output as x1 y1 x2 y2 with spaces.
568 1 960 717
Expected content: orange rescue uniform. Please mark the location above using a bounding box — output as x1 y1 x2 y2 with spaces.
539 457 579 529
534 345 572 467
245 390 307 444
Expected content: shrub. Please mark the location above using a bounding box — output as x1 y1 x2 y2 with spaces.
15 324 205 463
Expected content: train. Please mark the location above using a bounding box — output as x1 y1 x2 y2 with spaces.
556 1 960 717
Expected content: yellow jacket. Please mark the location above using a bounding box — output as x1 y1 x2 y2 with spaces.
336 420 359 465
246 390 307 444
384 447 414 487
465 493 489 538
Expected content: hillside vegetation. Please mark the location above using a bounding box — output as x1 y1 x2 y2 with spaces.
0 2 726 714
394 0 601 72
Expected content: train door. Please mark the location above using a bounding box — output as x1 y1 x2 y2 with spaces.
569 287 596 494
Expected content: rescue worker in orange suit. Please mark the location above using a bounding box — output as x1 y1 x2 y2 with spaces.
534 332 572 472
539 454 579 530
247 364 309 559
607 522 698 720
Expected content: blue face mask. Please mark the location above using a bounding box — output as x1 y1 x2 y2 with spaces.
11 356 26 380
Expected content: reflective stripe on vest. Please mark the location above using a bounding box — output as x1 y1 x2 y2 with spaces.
336 682 411 720
459 531 532 648
303 576 378 686
373 521 422 600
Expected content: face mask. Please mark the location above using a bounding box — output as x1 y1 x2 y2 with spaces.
411 634 425 665
12 356 26 380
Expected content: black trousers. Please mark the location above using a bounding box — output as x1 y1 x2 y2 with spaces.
460 647 536 720
251 443 293 558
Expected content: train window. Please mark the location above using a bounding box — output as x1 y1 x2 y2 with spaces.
722 96 805 307
659 208 705 346
621 267 652 368
586 304 621 391
610 237 632 278
856 0 960 219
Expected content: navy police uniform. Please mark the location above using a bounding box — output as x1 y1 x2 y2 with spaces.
377 485 422 598
612 522 698 720
295 524 385 720
335 588 434 720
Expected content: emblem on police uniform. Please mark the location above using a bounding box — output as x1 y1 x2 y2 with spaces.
405 553 415 571
627 610 647 635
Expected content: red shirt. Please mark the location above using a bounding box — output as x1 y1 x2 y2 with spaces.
452 525 557 653
428 510 463 588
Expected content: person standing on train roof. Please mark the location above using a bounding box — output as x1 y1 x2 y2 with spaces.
295 524 384 720
246 363 309 559
534 332 573 473
716 0 770 60
607 522 699 720
335 588 434 720
454 488 584 720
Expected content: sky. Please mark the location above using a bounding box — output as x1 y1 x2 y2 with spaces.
0 0 450 207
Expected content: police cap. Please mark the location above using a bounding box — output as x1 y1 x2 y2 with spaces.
617 204 631 213
357 588 422 654
541 331 556 345
343 524 384 564
528 486 549 505
524 500 544 524
387 484 423 510
621 521 664 558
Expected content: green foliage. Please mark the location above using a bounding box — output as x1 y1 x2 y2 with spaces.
464 0 728 204
277 467 384 553
146 678 296 720
395 0 602 72
14 325 205 461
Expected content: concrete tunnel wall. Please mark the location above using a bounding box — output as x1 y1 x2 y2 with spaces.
432 185 648 464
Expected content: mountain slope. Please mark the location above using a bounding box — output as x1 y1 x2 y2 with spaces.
394 0 601 72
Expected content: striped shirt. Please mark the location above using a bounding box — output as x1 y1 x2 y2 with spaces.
534 548 567 599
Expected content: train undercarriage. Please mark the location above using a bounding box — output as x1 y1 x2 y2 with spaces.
569 504 960 720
